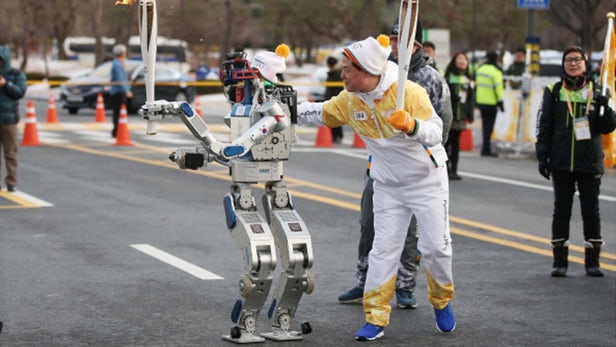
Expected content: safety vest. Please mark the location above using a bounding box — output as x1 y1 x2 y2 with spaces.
475 64 503 106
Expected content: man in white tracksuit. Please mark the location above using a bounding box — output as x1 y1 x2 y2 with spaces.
297 35 455 341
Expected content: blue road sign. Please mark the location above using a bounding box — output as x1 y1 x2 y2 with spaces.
518 0 550 9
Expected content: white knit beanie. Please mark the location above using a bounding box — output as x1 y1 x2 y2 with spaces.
252 44 291 83
343 35 391 75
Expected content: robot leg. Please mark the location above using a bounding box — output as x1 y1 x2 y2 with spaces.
222 183 277 344
260 182 315 341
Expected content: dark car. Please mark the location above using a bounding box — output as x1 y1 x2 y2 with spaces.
59 60 196 114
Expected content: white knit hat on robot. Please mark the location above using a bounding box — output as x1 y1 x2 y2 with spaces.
343 36 392 76
252 44 291 83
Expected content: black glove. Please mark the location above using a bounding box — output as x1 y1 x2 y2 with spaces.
594 85 612 110
596 94 610 111
538 162 551 180
497 101 504 112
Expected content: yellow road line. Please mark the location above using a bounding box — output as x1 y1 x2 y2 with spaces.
43 141 616 271
451 216 616 261
453 227 616 272
0 191 53 208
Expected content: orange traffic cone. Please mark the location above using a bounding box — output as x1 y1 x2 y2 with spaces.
94 93 106 123
352 133 366 149
46 93 58 123
194 96 203 118
314 126 334 147
114 104 133 146
460 128 473 151
21 101 41 146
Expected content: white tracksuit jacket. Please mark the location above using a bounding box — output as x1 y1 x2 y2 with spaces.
297 61 454 327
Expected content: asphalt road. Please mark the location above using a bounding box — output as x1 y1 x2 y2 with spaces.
0 98 614 347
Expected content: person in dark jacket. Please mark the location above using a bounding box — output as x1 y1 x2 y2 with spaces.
475 50 504 156
505 47 526 89
535 45 616 278
0 45 27 192
324 56 344 143
444 52 474 180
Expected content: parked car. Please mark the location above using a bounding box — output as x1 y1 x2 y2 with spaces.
59 60 196 114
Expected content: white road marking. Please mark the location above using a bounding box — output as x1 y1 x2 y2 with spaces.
32 131 70 144
137 132 197 145
459 171 616 202
11 191 54 207
291 146 368 159
130 243 224 280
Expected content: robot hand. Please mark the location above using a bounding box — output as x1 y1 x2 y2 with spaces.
138 100 183 122
169 148 206 170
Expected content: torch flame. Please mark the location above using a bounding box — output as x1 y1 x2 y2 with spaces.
115 0 135 5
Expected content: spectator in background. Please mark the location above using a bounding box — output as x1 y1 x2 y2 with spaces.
535 45 616 278
0 45 27 192
422 41 441 74
195 64 210 81
110 44 132 138
324 56 344 143
505 47 526 89
444 52 474 180
474 50 504 157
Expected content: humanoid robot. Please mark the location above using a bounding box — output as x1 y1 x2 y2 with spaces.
139 47 314 344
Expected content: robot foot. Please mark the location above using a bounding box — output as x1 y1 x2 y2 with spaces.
260 322 312 341
223 326 266 344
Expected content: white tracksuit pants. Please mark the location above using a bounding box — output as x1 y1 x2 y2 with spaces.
363 166 454 327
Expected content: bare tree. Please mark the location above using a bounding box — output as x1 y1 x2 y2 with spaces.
538 0 615 50
0 0 22 47
89 0 105 66
4 0 615 77
50 0 83 60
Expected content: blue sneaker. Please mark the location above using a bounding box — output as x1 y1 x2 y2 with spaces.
338 286 363 304
355 323 384 341
434 303 456 333
395 289 418 309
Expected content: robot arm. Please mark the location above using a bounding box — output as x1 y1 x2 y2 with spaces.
139 100 226 163
223 100 292 158
140 97 292 163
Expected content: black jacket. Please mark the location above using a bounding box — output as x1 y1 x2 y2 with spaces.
0 46 27 125
535 81 616 174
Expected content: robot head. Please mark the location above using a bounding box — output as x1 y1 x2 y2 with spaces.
251 44 290 83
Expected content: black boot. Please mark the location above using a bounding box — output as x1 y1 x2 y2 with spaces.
584 241 604 277
551 242 568 277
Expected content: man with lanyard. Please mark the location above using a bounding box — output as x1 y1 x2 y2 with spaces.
535 45 616 278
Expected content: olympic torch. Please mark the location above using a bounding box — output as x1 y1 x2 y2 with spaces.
396 0 419 110
139 0 158 135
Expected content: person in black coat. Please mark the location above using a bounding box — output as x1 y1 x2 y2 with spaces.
535 45 616 278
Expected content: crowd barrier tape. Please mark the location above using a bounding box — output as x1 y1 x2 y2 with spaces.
26 79 348 87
